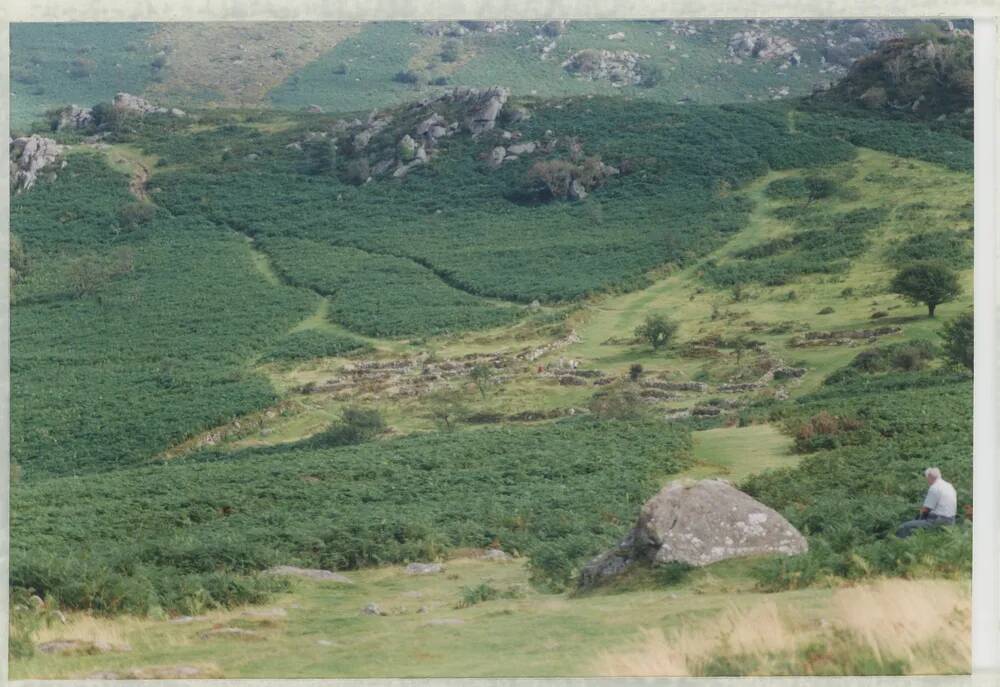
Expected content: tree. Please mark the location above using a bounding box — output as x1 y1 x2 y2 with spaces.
634 314 678 351
940 309 973 370
469 364 494 400
67 254 111 298
804 176 837 205
889 261 961 317
426 389 468 431
731 335 752 369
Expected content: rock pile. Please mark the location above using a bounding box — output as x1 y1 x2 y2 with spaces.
579 479 807 588
10 135 64 193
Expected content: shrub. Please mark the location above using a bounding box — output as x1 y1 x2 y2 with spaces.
440 39 462 63
117 201 156 230
634 314 678 351
628 363 643 382
637 60 663 88
588 389 651 422
456 582 524 608
940 309 973 370
393 70 421 85
68 57 95 79
312 406 385 447
792 411 864 453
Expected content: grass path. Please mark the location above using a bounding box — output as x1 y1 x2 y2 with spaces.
681 423 798 484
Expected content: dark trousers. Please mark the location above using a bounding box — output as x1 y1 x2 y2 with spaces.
896 514 956 538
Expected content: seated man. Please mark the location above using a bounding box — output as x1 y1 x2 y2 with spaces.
896 467 957 538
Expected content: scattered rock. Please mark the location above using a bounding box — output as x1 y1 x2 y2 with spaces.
265 565 353 583
489 145 507 168
241 607 288 620
641 380 708 393
481 548 513 561
562 49 648 86
84 665 218 680
38 639 131 655
579 480 807 587
405 562 444 575
507 141 537 156
198 627 264 640
772 367 807 380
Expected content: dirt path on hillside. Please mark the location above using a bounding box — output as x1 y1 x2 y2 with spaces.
129 160 151 202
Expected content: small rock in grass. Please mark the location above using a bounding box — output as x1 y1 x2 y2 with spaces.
481 548 513 561
405 562 444 575
264 565 353 583
241 607 287 620
361 602 386 616
198 627 264 640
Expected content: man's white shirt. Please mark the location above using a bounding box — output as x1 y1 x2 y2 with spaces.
923 478 957 518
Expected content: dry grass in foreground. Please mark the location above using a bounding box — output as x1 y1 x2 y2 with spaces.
594 578 970 676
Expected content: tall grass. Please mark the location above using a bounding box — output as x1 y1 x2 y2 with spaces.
593 578 969 676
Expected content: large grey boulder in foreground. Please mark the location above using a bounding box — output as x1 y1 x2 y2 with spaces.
579 479 807 588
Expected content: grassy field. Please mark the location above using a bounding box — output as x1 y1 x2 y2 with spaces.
15 556 969 679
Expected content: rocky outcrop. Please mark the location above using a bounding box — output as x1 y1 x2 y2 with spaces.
728 30 799 63
10 135 63 193
419 21 511 37
56 104 95 130
562 49 648 86
454 85 509 135
114 91 184 116
579 480 807 588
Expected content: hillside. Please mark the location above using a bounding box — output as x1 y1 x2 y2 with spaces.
9 21 974 678
11 19 970 131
